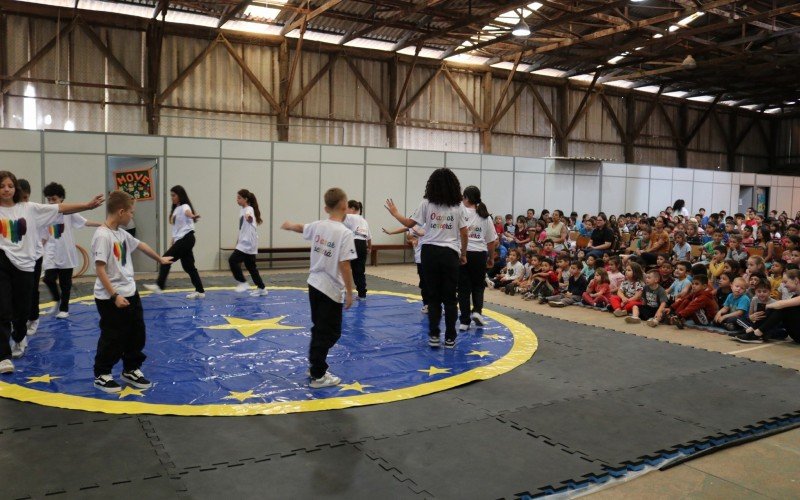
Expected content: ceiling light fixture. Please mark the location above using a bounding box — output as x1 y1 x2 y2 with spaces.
682 54 697 68
512 11 530 37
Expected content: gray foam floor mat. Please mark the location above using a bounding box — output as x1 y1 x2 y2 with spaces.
0 273 798 499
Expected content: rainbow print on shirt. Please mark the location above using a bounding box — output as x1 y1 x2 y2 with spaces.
0 217 27 244
112 241 127 266
49 223 66 239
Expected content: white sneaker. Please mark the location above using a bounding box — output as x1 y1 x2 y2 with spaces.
309 372 341 389
471 312 486 327
26 319 39 336
42 306 56 316
143 284 163 294
11 337 27 359
458 323 470 331
234 282 250 293
420 305 428 314
186 291 205 299
485 277 493 287
249 288 269 297
55 311 69 319
0 359 14 374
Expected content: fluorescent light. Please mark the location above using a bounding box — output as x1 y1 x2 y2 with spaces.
222 20 282 35
677 12 705 26
607 55 625 65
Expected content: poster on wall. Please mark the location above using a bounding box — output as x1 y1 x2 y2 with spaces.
114 167 153 200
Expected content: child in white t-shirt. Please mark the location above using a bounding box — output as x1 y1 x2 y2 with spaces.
281 188 357 389
91 191 172 393
41 182 101 320
17 179 49 337
228 189 268 296
344 200 371 300
0 170 104 374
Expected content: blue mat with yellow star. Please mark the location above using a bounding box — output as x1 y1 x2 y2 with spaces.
0 287 537 416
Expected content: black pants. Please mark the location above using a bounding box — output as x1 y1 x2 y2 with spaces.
157 232 205 293
352 239 368 297
416 263 429 305
640 252 659 266
229 249 265 289
458 251 487 325
29 256 43 320
94 292 146 377
421 245 459 340
755 306 800 342
0 250 34 361
43 268 73 313
308 285 342 379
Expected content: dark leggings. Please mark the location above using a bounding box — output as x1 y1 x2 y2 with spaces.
157 232 204 293
0 250 35 361
352 239 368 298
43 268 74 312
421 244 459 340
29 256 43 321
229 249 265 289
416 263 429 305
458 251 487 325
756 305 800 342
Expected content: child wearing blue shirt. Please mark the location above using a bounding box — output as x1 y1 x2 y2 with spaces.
713 277 751 333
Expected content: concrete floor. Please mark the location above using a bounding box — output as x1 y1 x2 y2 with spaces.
60 264 800 498
363 264 800 500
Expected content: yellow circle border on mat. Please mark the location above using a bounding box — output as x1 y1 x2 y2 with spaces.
0 287 538 416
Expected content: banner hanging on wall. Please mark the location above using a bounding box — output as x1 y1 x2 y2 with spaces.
114 167 153 200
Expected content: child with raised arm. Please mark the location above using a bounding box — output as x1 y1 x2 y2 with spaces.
92 191 172 393
281 188 356 388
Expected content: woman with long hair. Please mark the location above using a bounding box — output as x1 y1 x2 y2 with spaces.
386 168 468 348
229 189 268 296
457 186 497 331
144 185 205 298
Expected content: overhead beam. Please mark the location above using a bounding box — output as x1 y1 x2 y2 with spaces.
217 0 252 28
1 18 76 95
280 0 343 35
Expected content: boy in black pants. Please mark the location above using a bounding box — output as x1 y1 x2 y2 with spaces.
92 191 172 393
282 188 356 388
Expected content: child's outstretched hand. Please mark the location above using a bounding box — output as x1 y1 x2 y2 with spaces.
86 194 105 209
384 198 399 217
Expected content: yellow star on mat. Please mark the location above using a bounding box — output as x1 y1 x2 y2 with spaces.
467 350 491 358
417 366 451 376
482 334 505 340
25 374 61 384
338 382 372 393
118 386 145 399
223 390 258 402
205 315 302 338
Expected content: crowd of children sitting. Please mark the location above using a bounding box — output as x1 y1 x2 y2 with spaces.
487 201 800 344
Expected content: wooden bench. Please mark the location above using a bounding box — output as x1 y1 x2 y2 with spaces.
221 247 310 267
370 243 412 266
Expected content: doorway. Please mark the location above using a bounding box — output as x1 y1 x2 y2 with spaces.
107 156 159 271
738 185 770 215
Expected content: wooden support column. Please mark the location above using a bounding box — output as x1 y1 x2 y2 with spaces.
387 56 398 148
555 84 569 157
277 40 290 142
624 93 636 163
677 103 688 168
0 12 7 127
145 22 163 134
481 71 492 154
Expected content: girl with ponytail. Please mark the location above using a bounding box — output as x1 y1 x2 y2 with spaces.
229 189 267 296
457 186 498 331
344 199 371 300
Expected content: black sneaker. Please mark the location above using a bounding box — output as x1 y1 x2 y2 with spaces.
121 369 152 389
444 338 456 349
734 332 765 344
428 336 441 348
671 315 685 330
94 374 122 393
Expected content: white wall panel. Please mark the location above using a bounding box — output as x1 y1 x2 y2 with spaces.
769 188 778 215
1 152 42 200
220 160 271 253
511 172 543 216
273 143 320 162
651 166 673 180
756 174 772 187
627 164 650 179
320 163 364 218
692 183 713 218
446 152 480 170
713 171 732 184
573 163 601 177
775 187 793 214
712 183 732 215
573 175 600 216
407 150 444 167
321 145 363 164
515 157 545 173
602 163 627 177
482 155 513 171
482 170 513 217
406 167 436 214
166 157 221 270
45 132 105 154
452 169 481 191
672 181 694 213
673 168 693 181
730 187 739 215
739 172 755 185
272 162 320 247
167 137 219 158
649 179 672 215
0 129 40 151
43 153 107 269
778 176 793 187
545 174 573 213
366 147 405 165
366 165 406 245
793 188 800 215
221 140 270 160
108 135 164 156
625 178 649 214
600 177 626 215
694 169 714 183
